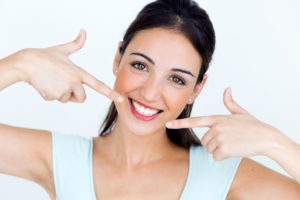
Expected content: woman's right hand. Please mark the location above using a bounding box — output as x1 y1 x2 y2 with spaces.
10 29 123 103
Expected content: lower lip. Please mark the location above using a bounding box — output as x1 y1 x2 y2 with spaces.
129 99 161 121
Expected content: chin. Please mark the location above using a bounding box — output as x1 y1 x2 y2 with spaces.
115 112 165 137
121 116 165 136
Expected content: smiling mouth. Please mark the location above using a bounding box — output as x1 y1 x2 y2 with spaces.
128 97 163 121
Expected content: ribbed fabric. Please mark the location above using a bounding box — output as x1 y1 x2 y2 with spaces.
52 131 241 200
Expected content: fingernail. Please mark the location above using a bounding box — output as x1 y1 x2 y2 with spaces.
116 96 124 103
166 122 173 128
228 87 232 97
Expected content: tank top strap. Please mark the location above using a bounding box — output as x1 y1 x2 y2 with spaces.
181 145 242 200
51 132 94 200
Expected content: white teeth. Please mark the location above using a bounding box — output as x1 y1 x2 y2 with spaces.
132 99 160 116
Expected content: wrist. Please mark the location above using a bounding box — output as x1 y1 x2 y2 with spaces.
264 129 294 160
11 49 32 83
0 54 25 90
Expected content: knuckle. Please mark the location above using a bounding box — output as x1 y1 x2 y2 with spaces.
59 95 69 103
43 96 50 101
218 144 228 155
81 94 87 102
61 83 72 93
77 94 86 102
69 74 81 84
213 153 222 161
213 149 226 161
216 116 226 123
215 134 224 143
55 92 64 99
68 78 76 86
45 96 54 101
212 124 222 133
59 99 68 103
62 87 70 94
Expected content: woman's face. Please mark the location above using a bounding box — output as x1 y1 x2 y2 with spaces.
113 28 207 136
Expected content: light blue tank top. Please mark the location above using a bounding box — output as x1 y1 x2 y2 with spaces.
52 131 241 200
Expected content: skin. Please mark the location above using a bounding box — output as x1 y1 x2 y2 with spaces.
0 28 300 199
91 28 206 199
0 29 123 103
105 28 205 166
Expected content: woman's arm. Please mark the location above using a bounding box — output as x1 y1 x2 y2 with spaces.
227 129 300 199
0 30 124 198
227 158 300 200
0 51 24 91
0 30 123 103
229 133 300 199
166 87 300 198
0 48 56 192
266 133 300 183
0 31 90 197
0 124 54 197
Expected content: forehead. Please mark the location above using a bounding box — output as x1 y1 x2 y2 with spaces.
125 28 202 72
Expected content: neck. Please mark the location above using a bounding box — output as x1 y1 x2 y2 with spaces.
102 118 177 170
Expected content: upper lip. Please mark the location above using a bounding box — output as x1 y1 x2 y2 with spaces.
129 97 163 111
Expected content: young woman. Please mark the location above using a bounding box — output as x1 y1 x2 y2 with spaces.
1 0 300 199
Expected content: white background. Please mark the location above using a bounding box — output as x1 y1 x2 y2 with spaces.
0 0 300 199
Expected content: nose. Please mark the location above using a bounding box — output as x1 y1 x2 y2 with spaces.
140 76 162 102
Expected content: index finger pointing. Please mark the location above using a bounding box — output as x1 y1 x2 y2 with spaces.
81 71 123 103
166 116 220 129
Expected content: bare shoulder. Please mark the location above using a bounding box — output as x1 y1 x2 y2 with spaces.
227 158 300 200
0 124 55 198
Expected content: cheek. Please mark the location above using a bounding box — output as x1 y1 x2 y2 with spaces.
113 67 142 94
114 64 193 118
164 88 192 116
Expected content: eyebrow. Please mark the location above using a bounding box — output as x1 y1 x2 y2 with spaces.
130 52 195 78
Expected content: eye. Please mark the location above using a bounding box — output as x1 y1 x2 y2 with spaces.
130 62 148 71
169 75 186 86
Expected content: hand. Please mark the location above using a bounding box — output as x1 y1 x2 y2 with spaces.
12 29 123 103
166 88 283 160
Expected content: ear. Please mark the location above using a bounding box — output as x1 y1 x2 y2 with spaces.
188 74 208 104
113 41 123 76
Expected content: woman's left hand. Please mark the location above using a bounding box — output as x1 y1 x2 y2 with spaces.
166 88 285 160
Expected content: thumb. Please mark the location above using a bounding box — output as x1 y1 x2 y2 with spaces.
56 29 87 56
223 87 249 114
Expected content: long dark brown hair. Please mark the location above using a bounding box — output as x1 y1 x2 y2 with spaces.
99 0 216 149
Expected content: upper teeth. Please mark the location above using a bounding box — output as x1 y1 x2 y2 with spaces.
132 100 160 116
